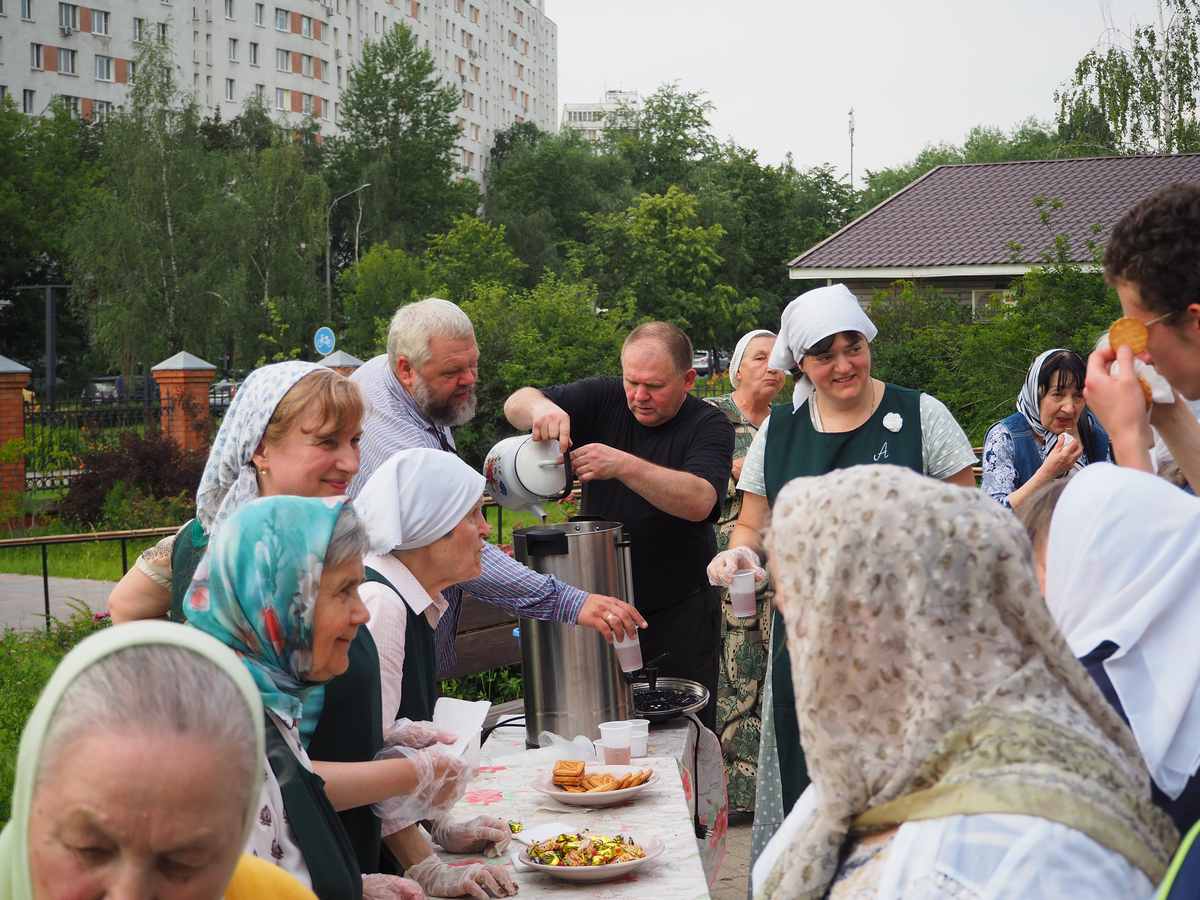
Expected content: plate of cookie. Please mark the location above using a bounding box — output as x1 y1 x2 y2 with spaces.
533 761 658 807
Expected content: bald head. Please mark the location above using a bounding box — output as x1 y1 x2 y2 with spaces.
621 322 693 375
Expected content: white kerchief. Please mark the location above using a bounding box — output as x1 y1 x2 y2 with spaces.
769 285 877 410
1017 348 1085 468
355 447 485 553
1047 462 1200 798
729 329 775 389
195 361 324 535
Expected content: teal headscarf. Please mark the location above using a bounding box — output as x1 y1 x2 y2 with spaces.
185 494 349 746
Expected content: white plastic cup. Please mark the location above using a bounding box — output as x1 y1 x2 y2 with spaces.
730 570 757 618
598 720 632 748
628 719 650 757
595 739 632 766
612 632 644 672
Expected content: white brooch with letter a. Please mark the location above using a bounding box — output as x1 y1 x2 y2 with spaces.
882 413 903 433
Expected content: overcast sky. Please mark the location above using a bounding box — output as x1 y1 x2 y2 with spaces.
548 0 1161 184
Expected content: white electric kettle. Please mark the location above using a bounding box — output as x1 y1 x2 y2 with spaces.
483 435 573 517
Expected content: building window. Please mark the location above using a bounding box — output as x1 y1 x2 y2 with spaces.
128 59 135 79
58 48 76 73
301 92 311 114
92 8 108 32
23 88 35 112
299 13 310 35
156 21 167 40
228 37 237 60
225 77 235 100
132 15 144 39
254 82 264 99
95 54 112 80
273 6 286 29
223 0 232 17
274 86 284 109
20 0 31 17
300 53 311 76
58 2 77 28
60 94 79 117
275 48 287 70
94 99 112 119
253 0 262 23
0 88 6 102
30 43 43 69
248 41 258 64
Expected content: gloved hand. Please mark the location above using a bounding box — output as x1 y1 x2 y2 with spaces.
362 874 427 900
430 816 512 857
406 855 519 899
373 746 472 830
386 718 459 750
706 546 767 587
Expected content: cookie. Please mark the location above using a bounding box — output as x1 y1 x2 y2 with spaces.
1109 317 1149 354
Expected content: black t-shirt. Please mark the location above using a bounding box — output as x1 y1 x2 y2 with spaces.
544 377 734 614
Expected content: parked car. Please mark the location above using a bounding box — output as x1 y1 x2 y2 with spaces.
209 378 238 413
692 351 712 377
715 350 731 373
80 377 120 404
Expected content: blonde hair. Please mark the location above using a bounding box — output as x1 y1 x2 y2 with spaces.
262 369 365 445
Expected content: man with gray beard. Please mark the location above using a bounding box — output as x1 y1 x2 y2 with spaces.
350 298 644 677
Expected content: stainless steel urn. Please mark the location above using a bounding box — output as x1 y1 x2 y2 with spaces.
514 519 635 747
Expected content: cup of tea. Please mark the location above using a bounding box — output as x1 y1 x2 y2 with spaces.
730 570 757 618
595 740 632 766
598 720 632 748
612 631 643 672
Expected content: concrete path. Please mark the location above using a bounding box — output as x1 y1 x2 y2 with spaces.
712 815 752 900
0 574 115 631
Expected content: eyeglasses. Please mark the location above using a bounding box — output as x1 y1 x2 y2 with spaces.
1145 311 1173 328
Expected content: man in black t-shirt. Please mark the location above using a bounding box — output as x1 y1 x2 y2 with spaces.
504 322 734 728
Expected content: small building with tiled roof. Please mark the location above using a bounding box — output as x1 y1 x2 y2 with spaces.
788 154 1200 314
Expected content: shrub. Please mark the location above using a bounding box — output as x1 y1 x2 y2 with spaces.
60 431 206 528
0 607 110 825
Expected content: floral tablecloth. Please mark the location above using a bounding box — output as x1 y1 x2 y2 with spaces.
440 749 713 900
477 714 728 890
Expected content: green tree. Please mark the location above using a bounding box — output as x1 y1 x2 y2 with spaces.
574 186 757 350
329 23 479 255
485 125 633 279
337 244 432 357
426 215 525 301
1056 0 1200 153
603 83 717 194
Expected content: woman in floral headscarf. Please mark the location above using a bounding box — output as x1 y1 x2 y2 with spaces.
186 495 473 899
753 465 1176 900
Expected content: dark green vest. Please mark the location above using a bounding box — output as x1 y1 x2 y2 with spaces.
307 627 384 876
363 566 438 724
264 717 364 899
763 383 924 815
168 518 207 623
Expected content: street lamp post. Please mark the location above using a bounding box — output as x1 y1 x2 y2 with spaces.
326 183 371 322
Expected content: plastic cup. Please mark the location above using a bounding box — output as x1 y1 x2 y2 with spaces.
730 570 757 618
628 719 650 757
595 740 632 766
598 720 632 748
612 632 644 672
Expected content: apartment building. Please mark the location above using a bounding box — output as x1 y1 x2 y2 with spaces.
0 0 557 180
560 88 638 143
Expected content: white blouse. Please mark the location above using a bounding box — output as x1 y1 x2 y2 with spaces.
245 713 313 890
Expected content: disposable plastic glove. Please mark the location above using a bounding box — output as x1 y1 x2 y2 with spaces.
406 855 519 899
386 718 459 750
430 816 512 857
372 746 472 830
706 546 767 588
362 874 427 900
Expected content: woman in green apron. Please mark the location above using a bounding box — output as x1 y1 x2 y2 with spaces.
184 495 480 899
705 284 978 865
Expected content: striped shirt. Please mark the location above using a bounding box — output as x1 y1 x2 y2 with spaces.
349 355 586 676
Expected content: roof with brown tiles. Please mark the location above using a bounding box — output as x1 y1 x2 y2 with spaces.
788 154 1200 270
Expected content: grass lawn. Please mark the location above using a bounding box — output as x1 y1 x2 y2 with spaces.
0 532 160 581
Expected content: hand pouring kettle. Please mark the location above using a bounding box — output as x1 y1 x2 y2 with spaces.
483 435 573 517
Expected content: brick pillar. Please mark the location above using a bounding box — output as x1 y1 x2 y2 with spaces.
151 352 217 454
319 351 364 379
0 355 32 500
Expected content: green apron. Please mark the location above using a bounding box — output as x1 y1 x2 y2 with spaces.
762 383 923 816
307 626 386 877
363 566 438 723
168 518 207 623
265 716 364 899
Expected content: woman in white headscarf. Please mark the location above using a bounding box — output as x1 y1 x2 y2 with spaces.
702 329 784 812
353 447 520 899
1047 462 1200 834
753 465 1176 900
705 284 978 862
107 361 364 623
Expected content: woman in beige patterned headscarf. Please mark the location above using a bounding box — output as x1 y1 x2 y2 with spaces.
754 465 1177 900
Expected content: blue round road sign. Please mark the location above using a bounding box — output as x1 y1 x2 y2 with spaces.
314 327 336 356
